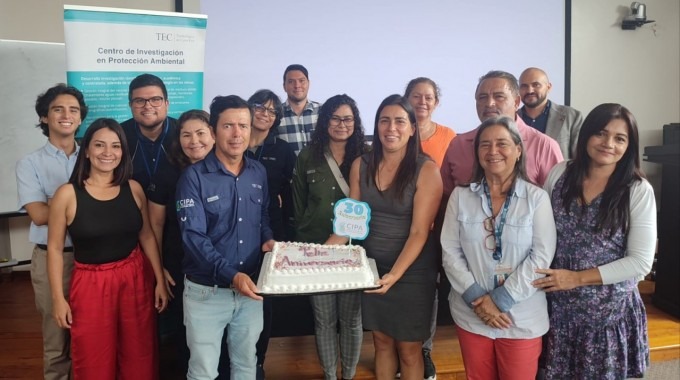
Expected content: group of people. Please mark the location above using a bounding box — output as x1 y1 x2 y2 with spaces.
16 63 656 380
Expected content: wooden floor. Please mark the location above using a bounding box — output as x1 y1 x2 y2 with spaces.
0 272 677 380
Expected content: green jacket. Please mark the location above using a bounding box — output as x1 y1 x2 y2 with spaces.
292 147 348 244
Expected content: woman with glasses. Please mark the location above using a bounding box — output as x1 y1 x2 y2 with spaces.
245 89 296 379
292 94 369 380
47 118 169 379
147 109 216 375
246 89 296 242
404 77 456 168
441 116 556 379
534 104 655 379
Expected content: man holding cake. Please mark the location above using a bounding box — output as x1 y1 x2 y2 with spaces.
175 95 275 380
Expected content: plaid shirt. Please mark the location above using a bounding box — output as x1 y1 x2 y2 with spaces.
275 99 321 155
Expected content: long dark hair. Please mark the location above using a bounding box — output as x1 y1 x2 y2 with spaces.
365 94 421 200
470 116 529 185
559 103 644 235
169 109 211 170
69 118 132 187
310 94 367 178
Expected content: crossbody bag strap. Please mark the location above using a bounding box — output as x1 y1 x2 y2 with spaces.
324 150 350 197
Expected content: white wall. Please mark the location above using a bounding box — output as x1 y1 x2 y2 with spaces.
571 0 680 199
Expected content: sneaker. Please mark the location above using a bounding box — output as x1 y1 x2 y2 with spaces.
395 363 401 378
423 349 436 380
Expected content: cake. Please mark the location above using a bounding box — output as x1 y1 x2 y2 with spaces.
257 242 378 294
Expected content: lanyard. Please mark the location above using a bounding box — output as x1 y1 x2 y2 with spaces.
482 178 513 261
134 119 169 181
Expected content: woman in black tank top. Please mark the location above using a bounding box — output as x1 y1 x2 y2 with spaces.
46 118 168 380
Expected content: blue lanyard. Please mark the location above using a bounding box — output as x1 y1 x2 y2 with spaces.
134 119 169 180
482 178 513 261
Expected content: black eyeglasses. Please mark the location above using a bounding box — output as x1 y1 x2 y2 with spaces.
131 96 165 108
252 103 277 118
329 116 355 127
484 217 501 260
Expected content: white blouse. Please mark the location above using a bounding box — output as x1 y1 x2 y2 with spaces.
441 178 556 339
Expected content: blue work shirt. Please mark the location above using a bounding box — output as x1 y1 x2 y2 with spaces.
16 141 79 246
176 151 273 286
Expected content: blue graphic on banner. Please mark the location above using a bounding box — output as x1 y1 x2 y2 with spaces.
67 71 203 137
64 9 207 28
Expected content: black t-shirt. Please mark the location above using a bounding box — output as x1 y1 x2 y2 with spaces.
69 182 142 264
147 165 183 272
121 117 179 196
245 134 297 241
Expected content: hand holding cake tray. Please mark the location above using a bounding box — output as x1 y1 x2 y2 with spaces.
257 198 381 295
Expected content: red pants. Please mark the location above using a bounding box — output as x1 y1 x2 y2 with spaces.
70 246 158 380
456 325 542 380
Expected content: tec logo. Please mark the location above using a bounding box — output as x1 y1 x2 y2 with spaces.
177 198 195 212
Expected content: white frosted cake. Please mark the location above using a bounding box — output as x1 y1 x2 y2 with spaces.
258 242 378 294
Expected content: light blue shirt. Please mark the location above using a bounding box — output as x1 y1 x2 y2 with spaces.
441 178 556 339
16 141 79 246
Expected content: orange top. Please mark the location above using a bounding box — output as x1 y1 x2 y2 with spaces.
421 123 456 168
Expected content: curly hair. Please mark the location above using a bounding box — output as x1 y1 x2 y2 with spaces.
35 84 88 137
309 94 368 178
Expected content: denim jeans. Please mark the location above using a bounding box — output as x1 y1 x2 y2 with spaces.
184 278 263 380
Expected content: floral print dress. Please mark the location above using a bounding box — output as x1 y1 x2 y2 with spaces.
543 175 649 379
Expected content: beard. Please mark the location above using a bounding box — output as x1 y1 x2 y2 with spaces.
522 93 547 108
136 118 165 131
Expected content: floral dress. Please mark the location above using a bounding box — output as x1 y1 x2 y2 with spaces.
543 175 649 379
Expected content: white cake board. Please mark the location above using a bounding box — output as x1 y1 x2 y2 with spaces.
256 251 382 296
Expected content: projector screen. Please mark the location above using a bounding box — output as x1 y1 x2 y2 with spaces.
201 0 566 134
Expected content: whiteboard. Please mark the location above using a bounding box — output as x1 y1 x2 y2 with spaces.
0 40 66 215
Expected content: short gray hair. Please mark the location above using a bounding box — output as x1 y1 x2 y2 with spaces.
475 70 520 97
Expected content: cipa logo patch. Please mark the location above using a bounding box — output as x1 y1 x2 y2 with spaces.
176 198 195 212
251 184 262 189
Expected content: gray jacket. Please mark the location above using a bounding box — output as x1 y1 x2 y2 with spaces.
545 102 584 159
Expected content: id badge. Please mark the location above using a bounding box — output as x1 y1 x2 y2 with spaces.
494 264 512 288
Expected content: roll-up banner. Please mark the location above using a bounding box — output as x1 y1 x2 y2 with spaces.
63 5 207 136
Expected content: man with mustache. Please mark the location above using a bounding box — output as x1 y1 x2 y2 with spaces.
176 95 274 379
440 70 564 201
519 67 583 159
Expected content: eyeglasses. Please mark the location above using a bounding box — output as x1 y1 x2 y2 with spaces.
329 116 355 127
131 96 165 108
484 217 501 260
252 103 277 118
